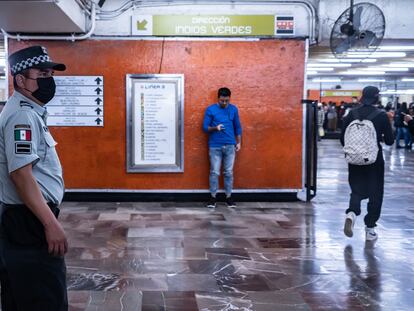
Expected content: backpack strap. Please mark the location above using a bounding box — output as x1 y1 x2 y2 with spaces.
351 108 361 121
366 109 382 121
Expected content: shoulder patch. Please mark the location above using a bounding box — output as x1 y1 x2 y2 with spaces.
19 101 33 109
15 142 32 154
14 124 31 129
14 129 32 141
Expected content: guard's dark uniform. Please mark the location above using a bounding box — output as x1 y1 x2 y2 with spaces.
0 46 67 311
341 103 394 228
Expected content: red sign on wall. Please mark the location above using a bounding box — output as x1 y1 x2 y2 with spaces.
276 16 295 35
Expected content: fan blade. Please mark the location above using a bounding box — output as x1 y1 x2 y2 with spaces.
335 37 352 54
353 6 363 31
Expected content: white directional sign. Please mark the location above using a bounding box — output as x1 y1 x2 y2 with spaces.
47 116 103 126
47 76 104 127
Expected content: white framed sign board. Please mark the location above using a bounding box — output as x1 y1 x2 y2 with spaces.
47 76 104 126
126 74 184 173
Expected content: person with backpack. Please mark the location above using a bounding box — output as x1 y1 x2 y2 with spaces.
341 86 394 242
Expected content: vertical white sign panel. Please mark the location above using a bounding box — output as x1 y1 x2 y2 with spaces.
133 82 176 165
126 74 184 173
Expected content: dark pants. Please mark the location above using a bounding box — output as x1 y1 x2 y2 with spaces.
0 204 68 311
346 151 384 228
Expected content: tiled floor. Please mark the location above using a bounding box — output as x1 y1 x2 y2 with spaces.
58 140 414 310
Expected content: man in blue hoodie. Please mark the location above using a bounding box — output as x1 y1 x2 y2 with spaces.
203 87 242 208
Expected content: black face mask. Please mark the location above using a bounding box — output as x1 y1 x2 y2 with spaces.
22 76 56 104
31 77 56 104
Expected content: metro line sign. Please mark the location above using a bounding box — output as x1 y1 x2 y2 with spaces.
132 15 295 37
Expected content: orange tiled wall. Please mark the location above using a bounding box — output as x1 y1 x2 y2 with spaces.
9 39 305 190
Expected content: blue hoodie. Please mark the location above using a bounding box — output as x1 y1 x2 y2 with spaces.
202 103 242 147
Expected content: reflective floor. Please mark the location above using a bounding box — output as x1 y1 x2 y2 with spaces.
61 140 414 310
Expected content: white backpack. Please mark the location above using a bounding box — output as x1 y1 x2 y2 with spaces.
343 109 381 165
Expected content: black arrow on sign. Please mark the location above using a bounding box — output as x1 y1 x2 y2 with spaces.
95 87 102 95
95 107 102 115
95 118 102 125
95 77 102 85
95 98 102 105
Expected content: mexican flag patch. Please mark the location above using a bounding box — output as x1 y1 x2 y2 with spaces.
14 129 32 141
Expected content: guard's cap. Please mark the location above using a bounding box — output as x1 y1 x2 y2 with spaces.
8 46 66 76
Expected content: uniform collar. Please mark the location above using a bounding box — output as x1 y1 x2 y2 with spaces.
13 91 48 120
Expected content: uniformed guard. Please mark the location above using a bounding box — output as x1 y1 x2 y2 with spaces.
0 46 68 310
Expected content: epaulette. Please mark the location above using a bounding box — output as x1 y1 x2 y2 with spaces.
19 101 34 109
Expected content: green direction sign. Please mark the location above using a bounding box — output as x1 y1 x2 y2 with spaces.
137 19 148 31
321 91 361 97
135 15 276 36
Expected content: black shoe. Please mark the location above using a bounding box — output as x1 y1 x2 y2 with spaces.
206 197 216 208
226 197 237 208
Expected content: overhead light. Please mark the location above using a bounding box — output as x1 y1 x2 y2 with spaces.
359 67 385 71
313 58 377 63
307 71 318 75
307 63 352 68
380 89 414 95
358 79 386 82
377 53 407 57
384 63 414 68
312 78 342 82
379 46 414 51
382 68 409 72
343 70 385 75
401 78 414 81
347 52 407 58
307 67 334 71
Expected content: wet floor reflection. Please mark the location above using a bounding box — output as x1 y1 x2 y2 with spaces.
344 244 382 310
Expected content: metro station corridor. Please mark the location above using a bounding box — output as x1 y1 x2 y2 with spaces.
61 141 414 310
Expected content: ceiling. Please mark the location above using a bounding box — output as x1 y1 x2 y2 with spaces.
308 39 414 83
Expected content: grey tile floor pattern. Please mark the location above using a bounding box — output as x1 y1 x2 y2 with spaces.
3 140 414 310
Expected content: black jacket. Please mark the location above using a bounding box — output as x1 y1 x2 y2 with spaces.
408 119 414 133
340 104 394 147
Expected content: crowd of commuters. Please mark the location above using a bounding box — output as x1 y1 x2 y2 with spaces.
318 98 414 149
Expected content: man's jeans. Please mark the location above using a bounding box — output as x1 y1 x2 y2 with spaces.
209 145 236 197
396 127 411 147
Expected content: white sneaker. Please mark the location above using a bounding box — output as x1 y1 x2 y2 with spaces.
344 212 356 237
365 227 378 242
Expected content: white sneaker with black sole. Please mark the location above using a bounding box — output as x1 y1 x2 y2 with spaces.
365 227 378 242
206 197 217 208
226 197 236 208
344 211 356 237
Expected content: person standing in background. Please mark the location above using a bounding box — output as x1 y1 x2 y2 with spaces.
327 102 338 132
202 87 242 208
